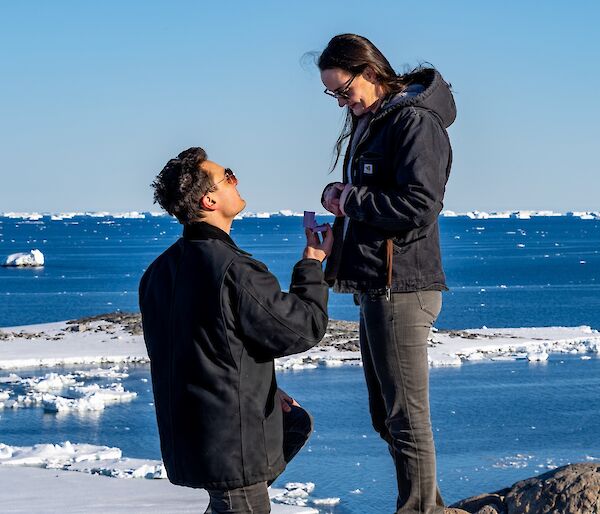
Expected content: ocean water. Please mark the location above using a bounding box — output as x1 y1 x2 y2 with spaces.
2 356 599 513
1 215 599 329
1 214 599 512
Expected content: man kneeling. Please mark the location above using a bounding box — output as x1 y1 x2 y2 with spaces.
139 147 332 513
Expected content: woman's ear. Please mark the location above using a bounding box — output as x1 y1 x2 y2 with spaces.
363 66 378 84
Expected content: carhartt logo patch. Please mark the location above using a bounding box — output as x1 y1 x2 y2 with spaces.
363 163 373 175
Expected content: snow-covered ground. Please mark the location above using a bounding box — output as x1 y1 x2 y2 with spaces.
1 315 598 372
0 460 320 513
0 440 333 513
1 314 599 512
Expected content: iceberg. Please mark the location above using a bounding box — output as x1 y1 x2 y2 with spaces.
527 350 549 362
112 211 146 219
3 249 44 267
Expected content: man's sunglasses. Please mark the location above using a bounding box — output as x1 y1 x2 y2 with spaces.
324 73 358 100
205 168 237 195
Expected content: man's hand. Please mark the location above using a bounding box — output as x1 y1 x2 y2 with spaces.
321 182 346 217
277 388 300 413
303 225 333 262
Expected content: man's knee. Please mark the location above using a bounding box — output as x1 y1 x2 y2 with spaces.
282 404 313 464
370 410 392 444
284 404 313 438
207 482 271 514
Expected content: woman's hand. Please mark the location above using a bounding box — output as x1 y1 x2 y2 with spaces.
321 182 346 217
303 224 333 262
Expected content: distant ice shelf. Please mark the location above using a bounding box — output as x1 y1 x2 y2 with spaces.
441 209 600 220
2 209 599 220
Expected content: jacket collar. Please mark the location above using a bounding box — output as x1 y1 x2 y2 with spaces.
183 222 250 255
372 69 456 129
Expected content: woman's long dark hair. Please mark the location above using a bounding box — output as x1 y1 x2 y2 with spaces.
318 34 410 170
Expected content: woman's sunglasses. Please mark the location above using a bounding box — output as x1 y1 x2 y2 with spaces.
324 73 358 100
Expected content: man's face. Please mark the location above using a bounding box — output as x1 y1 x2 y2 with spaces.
201 160 246 218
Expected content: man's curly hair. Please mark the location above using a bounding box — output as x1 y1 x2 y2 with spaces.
152 147 212 223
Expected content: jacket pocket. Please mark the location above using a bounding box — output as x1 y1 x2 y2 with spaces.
355 152 384 185
392 225 432 252
415 290 442 320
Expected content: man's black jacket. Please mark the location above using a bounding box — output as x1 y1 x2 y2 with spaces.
139 222 328 489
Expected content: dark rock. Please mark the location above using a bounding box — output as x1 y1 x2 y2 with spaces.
451 463 600 514
475 507 502 514
66 323 87 332
505 462 600 514
318 319 359 351
452 493 507 513
67 312 143 336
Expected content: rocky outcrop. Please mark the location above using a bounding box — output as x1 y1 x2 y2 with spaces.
452 462 600 513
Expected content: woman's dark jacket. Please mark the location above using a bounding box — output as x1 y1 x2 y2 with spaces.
139 222 328 489
325 68 456 293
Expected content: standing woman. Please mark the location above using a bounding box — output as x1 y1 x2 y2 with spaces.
317 34 455 514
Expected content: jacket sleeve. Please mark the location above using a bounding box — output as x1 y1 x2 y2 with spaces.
226 256 329 359
342 109 450 232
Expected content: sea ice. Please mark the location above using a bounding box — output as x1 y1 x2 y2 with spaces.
112 211 146 219
527 350 549 362
43 394 106 412
312 497 341 505
285 482 315 493
3 249 44 267
0 370 137 414
273 482 321 507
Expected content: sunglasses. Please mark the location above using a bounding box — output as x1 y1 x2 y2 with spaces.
324 73 358 100
204 168 238 195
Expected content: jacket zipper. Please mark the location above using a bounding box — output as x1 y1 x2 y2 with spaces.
350 112 395 301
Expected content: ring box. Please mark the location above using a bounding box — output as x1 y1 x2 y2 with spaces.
303 211 328 233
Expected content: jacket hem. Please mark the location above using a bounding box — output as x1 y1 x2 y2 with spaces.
333 275 448 294
167 460 286 490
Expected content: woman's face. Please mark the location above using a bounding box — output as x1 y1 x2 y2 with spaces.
321 67 382 117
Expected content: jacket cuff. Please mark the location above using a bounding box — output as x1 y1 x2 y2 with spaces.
291 259 326 291
338 184 353 216
321 182 338 209
295 258 323 269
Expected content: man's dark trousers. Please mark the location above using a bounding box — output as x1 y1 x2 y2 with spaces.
205 403 313 514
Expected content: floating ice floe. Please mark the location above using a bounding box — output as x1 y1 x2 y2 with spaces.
0 441 171 481
0 370 136 414
112 211 146 219
272 482 337 509
3 249 44 267
275 357 319 371
527 350 549 362
313 497 341 505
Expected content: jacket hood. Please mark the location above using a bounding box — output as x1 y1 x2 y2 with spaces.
379 68 456 128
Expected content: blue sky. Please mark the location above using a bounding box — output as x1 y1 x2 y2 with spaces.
1 1 598 213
